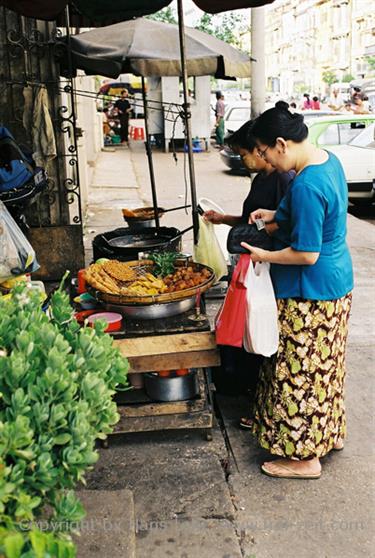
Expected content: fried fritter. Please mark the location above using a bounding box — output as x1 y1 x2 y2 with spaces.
102 260 138 282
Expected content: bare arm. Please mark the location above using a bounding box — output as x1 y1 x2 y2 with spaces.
203 210 242 227
241 243 319 265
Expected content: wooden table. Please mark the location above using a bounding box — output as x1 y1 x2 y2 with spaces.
111 331 220 439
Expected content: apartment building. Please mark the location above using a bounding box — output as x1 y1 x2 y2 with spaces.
265 0 375 97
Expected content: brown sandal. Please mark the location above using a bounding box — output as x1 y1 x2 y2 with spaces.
239 417 254 430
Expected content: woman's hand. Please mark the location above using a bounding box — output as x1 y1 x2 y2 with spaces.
249 208 276 224
203 210 224 224
240 242 270 262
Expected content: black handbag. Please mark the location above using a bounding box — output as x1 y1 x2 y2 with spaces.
227 223 273 254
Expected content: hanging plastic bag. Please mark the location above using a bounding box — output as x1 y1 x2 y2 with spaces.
215 254 251 347
193 215 227 282
0 201 39 282
243 261 279 357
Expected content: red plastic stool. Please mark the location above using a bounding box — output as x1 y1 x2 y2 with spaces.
133 126 145 141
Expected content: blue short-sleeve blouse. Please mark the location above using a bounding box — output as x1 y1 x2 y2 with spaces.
272 151 354 300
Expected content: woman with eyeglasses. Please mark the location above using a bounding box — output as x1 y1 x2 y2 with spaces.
204 120 294 414
241 100 354 479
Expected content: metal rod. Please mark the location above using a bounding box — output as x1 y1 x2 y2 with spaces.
176 0 199 244
141 76 160 230
64 5 83 226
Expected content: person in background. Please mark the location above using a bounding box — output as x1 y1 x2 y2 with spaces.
302 93 313 110
342 101 354 113
241 101 353 479
204 120 295 418
114 89 132 145
311 96 320 110
289 102 297 112
214 91 226 147
352 96 370 114
328 88 343 111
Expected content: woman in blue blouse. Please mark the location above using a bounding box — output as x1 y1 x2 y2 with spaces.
241 101 354 479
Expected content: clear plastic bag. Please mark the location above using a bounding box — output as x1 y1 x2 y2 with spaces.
193 215 228 281
243 261 279 357
0 200 39 282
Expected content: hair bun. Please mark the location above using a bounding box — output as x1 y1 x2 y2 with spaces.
275 100 290 111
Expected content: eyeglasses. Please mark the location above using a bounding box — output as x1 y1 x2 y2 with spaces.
257 145 270 160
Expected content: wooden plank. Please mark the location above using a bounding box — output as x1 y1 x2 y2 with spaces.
118 397 206 417
111 410 213 434
127 349 220 373
114 331 217 358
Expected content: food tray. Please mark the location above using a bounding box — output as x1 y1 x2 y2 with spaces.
89 260 215 306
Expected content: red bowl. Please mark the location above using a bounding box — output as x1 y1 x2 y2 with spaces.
87 312 123 332
74 309 97 324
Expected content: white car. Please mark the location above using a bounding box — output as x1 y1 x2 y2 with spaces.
327 122 375 205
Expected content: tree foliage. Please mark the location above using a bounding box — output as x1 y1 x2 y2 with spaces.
147 7 177 25
342 73 355 83
196 12 249 49
322 70 338 86
366 56 375 72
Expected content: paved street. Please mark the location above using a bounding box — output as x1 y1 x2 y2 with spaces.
83 140 375 558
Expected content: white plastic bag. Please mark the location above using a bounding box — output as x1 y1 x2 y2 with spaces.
243 260 279 357
0 200 39 282
193 215 228 281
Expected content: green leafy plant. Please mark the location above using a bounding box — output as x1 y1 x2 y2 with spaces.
0 281 128 556
149 251 181 277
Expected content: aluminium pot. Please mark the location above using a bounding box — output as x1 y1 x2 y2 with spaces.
144 370 198 401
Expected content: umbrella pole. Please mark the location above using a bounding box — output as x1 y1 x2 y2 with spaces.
177 0 199 245
141 76 160 230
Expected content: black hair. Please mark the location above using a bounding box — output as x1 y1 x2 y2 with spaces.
290 102 297 108
303 93 310 98
225 120 257 152
251 100 308 146
216 91 223 100
312 96 319 102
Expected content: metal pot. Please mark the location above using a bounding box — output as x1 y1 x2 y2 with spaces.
144 370 198 401
104 295 195 319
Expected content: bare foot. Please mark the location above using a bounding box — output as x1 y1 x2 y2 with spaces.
334 439 344 450
262 457 321 479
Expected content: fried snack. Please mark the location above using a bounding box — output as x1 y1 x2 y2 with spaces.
84 265 121 294
102 260 138 282
163 266 213 293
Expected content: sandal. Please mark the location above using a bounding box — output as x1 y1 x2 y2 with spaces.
239 417 254 430
333 440 344 451
261 462 321 480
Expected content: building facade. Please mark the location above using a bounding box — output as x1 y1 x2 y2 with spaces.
265 0 375 97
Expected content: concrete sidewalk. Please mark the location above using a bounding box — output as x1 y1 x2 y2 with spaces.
83 141 375 558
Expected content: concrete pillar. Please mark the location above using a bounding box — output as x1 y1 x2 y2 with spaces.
251 7 266 119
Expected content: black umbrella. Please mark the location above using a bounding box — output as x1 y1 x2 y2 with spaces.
58 18 251 80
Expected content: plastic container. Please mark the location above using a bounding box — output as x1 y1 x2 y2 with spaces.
87 311 122 332
73 293 97 310
77 269 87 294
